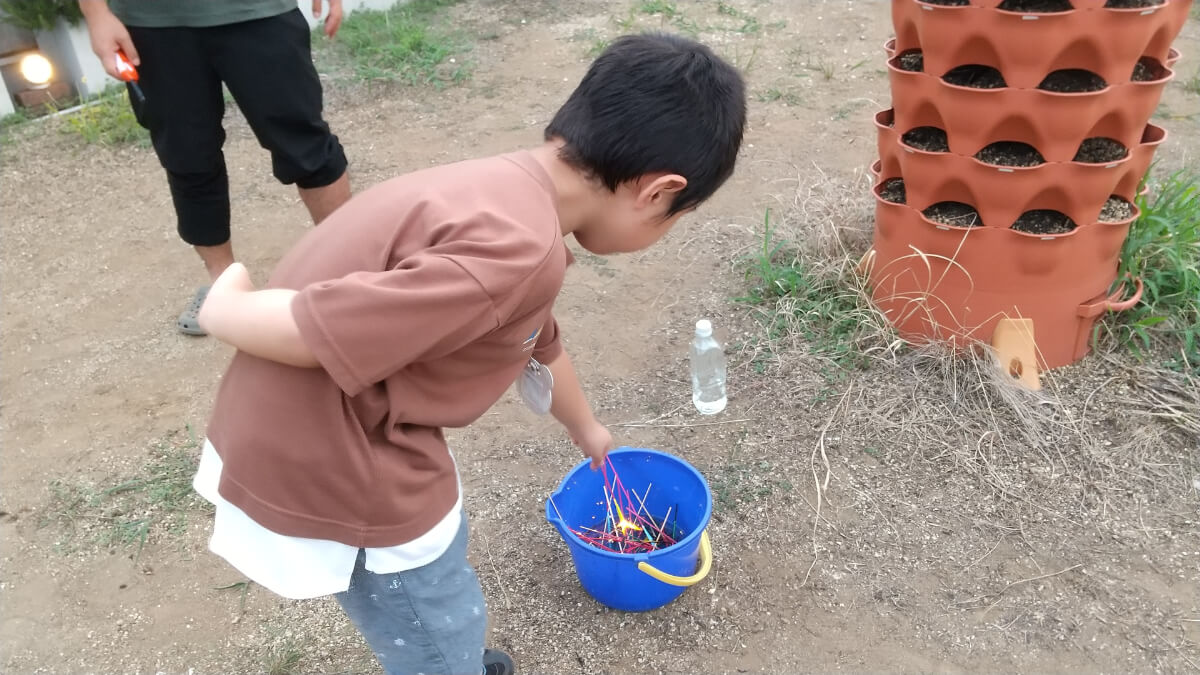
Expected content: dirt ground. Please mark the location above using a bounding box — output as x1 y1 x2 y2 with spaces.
3 1 1199 673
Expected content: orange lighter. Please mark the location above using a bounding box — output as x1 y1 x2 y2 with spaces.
115 50 145 105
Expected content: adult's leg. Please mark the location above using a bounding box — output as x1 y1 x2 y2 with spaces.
208 9 351 226
126 24 233 335
299 171 350 224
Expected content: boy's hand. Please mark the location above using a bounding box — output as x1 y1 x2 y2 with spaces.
79 1 139 80
571 419 614 470
197 263 255 335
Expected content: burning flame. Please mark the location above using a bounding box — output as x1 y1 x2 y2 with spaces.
612 502 641 534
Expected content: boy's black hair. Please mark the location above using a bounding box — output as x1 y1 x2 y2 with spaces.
545 33 747 216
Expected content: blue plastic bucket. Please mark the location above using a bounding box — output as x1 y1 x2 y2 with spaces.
545 447 713 612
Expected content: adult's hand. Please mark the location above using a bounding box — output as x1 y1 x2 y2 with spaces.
313 0 344 39
79 1 138 79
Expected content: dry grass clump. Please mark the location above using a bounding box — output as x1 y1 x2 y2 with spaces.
742 166 1199 551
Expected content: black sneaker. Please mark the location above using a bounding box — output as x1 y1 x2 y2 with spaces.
483 648 515 675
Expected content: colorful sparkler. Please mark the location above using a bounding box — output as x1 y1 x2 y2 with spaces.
554 456 683 554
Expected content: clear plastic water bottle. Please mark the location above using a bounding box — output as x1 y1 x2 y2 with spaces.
690 319 727 415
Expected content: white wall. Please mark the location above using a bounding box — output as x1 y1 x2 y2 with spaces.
301 0 403 30
35 19 109 98
0 80 13 115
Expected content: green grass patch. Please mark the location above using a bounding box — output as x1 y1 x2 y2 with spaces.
1 109 32 130
315 0 469 86
260 620 306 675
59 87 150 147
707 431 793 513
637 0 680 18
806 54 837 81
0 0 82 31
0 109 35 145
42 430 207 556
623 0 701 36
756 87 801 106
737 210 876 371
568 27 610 57
715 1 761 34
709 459 793 513
588 36 612 57
263 643 304 675
1113 169 1200 372
620 0 771 39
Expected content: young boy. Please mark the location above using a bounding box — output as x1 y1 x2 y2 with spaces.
194 33 745 675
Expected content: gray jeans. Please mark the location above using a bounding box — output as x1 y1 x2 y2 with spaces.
336 513 487 675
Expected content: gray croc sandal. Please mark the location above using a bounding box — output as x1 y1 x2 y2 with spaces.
177 285 210 336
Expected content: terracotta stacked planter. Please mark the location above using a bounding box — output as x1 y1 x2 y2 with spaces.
867 0 1192 369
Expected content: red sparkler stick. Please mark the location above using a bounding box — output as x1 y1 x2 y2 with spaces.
570 528 619 552
578 527 629 543
604 456 636 515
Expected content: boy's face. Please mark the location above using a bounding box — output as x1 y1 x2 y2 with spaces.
576 174 690 254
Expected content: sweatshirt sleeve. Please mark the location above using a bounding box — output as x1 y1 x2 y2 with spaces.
292 253 498 397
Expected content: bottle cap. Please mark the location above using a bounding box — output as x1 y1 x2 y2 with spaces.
695 319 712 337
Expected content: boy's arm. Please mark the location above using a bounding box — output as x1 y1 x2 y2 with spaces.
544 350 613 469
197 263 320 368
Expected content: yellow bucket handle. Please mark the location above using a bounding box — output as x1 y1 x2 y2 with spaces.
636 530 712 587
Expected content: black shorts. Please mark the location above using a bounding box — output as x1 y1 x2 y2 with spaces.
128 8 347 190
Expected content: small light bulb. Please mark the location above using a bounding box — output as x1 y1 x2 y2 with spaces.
20 53 53 86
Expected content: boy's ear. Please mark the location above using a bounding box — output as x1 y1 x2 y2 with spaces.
636 173 688 209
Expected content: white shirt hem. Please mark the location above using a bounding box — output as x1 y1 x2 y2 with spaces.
193 439 462 600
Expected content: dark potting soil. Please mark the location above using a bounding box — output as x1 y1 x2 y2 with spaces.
902 126 950 152
1098 196 1135 222
1011 210 1077 234
923 201 985 228
1074 137 1129 163
1038 69 1107 92
1105 0 1164 8
1131 59 1165 82
880 178 907 204
974 141 1046 167
898 51 924 73
998 0 1073 12
943 65 1007 89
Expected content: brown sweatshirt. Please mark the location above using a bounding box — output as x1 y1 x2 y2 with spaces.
206 151 567 547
